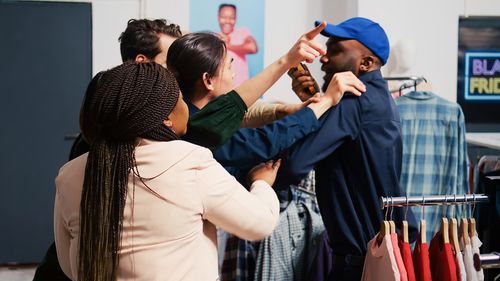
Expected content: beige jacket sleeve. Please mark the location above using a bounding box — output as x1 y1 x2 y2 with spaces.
54 184 77 280
195 148 279 241
241 101 280 128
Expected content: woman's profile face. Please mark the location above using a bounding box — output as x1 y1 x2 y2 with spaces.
166 92 189 136
210 54 235 97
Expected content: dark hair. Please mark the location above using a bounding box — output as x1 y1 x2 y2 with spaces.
218 3 236 13
78 62 180 281
167 32 226 99
118 19 182 62
79 71 103 144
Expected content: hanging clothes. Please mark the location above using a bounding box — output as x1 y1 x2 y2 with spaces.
470 235 485 281
361 234 400 281
307 231 333 281
253 202 324 281
396 91 469 240
222 171 322 281
454 250 466 281
391 233 408 281
429 233 457 281
398 236 416 281
413 236 432 281
460 238 478 281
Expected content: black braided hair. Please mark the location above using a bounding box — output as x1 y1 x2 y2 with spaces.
78 62 180 281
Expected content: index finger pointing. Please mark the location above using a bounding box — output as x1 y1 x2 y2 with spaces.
305 21 326 40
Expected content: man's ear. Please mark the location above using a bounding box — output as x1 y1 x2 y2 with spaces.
202 72 215 91
359 56 376 73
135 54 150 64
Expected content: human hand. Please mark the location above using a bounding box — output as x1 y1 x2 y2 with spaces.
275 94 321 119
247 159 282 187
283 21 327 68
288 67 318 102
323 71 366 106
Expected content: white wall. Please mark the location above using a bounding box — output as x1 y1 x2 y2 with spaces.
88 0 329 103
71 0 500 102
90 0 190 74
357 0 500 102
262 0 324 103
92 0 139 73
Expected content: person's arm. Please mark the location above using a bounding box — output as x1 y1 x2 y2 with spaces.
241 98 319 128
274 95 362 189
195 148 279 241
213 107 320 167
183 23 328 149
234 22 327 108
241 101 280 128
53 188 74 280
212 71 365 166
226 35 258 54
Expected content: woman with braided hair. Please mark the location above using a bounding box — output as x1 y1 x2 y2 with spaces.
54 62 281 281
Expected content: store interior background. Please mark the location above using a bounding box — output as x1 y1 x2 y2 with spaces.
87 0 500 104
1 0 500 279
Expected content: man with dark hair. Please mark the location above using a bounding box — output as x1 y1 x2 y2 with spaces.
119 18 182 67
280 17 418 280
217 3 257 87
33 18 182 281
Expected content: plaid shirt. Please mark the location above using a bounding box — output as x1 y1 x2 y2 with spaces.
396 91 469 240
220 170 319 281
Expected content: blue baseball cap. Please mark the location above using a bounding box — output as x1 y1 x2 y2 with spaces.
315 17 390 65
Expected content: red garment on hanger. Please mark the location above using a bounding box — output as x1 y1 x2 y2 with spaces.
398 236 416 281
391 233 408 281
412 236 432 281
429 233 457 281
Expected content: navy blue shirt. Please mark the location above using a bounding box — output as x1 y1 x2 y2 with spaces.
186 98 320 170
275 70 417 256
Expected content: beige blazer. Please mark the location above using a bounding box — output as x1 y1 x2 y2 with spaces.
54 139 279 281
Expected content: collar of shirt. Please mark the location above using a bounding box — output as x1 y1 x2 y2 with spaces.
358 69 384 83
185 97 200 116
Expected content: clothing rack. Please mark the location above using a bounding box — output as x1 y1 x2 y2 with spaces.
478 252 500 269
384 76 427 94
380 194 489 209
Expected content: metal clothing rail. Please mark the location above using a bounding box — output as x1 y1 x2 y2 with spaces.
384 76 427 82
478 252 500 269
380 194 489 209
384 76 427 93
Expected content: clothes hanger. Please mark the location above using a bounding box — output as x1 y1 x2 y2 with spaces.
449 195 461 253
420 196 427 244
402 195 409 243
469 193 477 237
460 194 470 246
385 76 427 96
389 196 396 234
377 200 391 246
441 195 450 244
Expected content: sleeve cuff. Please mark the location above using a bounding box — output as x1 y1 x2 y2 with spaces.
227 90 248 113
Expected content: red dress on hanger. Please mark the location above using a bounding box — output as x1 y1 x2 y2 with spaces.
429 233 457 281
399 236 416 281
413 236 432 281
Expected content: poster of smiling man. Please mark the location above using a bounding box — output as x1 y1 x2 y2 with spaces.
190 0 264 88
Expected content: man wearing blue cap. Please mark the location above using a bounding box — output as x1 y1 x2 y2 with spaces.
277 17 417 280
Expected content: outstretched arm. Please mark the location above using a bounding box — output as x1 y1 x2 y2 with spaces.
234 22 327 108
213 71 365 166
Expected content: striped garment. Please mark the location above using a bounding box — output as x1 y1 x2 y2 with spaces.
396 91 469 241
220 170 320 281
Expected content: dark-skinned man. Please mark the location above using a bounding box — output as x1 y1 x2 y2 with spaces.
276 17 418 281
